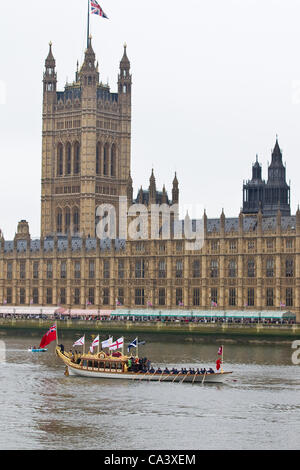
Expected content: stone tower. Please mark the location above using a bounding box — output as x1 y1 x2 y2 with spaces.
41 40 132 238
242 138 290 216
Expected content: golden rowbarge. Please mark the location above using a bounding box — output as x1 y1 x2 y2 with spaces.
56 346 232 384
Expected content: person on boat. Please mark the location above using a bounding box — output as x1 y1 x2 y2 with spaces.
149 367 155 374
164 367 170 374
208 368 214 374
59 344 65 353
128 358 132 371
156 367 162 374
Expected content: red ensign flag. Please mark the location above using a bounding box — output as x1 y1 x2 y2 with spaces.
39 324 57 349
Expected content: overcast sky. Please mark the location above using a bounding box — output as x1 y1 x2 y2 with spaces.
1 0 300 239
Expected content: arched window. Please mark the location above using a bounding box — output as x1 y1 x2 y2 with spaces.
103 143 109 176
228 260 237 278
56 209 62 233
111 144 116 177
65 207 71 234
57 144 63 176
247 259 255 278
96 143 101 175
73 208 80 234
74 142 80 175
66 143 72 175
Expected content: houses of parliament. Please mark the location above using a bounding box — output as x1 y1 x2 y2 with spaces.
0 40 300 321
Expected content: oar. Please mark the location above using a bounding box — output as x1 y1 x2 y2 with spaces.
158 371 165 382
192 372 198 384
172 371 182 383
180 372 191 384
202 372 207 384
139 371 150 381
148 371 158 381
161 373 173 382
132 371 143 381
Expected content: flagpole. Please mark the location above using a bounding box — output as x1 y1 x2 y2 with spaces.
87 0 90 48
136 337 139 359
56 321 58 346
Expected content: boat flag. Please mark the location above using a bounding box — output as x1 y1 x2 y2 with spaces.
90 0 108 19
128 338 137 353
39 324 57 349
73 335 85 347
128 338 146 352
90 335 100 353
101 337 113 349
109 337 124 351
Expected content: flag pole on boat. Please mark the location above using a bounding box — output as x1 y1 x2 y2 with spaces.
56 321 58 346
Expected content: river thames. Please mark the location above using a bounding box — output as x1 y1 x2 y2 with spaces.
0 335 299 450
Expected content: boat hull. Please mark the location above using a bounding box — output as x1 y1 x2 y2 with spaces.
56 347 232 384
28 349 48 353
67 363 231 383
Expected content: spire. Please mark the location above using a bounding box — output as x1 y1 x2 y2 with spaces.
43 42 57 95
271 136 283 165
127 172 133 204
120 43 130 67
45 41 55 68
252 154 262 181
79 36 99 87
172 172 179 204
162 184 168 204
149 169 156 203
118 43 131 97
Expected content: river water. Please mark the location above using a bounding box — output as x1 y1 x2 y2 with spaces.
0 334 299 450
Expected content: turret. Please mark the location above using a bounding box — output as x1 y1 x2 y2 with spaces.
296 205 300 235
118 43 132 106
43 42 57 101
149 169 156 204
79 36 99 88
220 209 225 237
172 172 179 204
127 173 133 205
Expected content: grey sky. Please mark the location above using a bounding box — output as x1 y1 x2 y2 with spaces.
0 0 300 239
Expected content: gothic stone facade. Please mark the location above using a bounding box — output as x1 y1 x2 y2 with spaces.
41 39 132 238
0 211 299 321
1 41 299 321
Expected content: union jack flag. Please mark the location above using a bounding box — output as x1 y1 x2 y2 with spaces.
90 0 108 19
